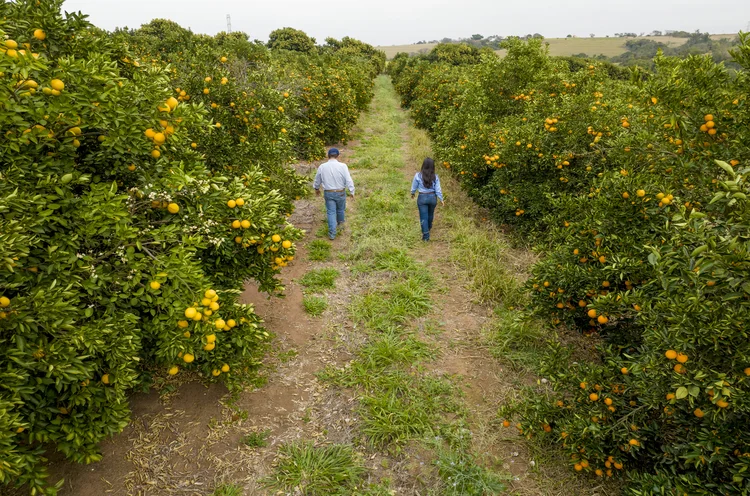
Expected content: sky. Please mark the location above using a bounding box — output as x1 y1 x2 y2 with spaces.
62 0 750 47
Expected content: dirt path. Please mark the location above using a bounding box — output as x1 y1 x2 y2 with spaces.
43 76 611 496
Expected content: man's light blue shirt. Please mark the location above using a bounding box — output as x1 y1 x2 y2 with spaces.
313 159 355 196
411 172 443 201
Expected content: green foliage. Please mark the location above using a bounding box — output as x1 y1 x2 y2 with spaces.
392 32 750 495
299 268 339 292
241 429 271 448
263 442 365 495
307 239 332 261
434 450 507 495
303 295 328 316
210 484 244 496
0 2 381 494
267 27 316 53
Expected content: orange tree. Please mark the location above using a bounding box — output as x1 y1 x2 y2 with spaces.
0 1 348 493
391 36 750 494
116 21 382 163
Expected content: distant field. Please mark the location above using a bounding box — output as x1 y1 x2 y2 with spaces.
378 34 737 59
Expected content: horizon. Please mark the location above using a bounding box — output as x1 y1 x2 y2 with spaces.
63 0 749 47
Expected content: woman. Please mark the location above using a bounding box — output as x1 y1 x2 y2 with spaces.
410 158 444 241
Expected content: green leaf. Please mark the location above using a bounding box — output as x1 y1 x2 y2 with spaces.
675 387 688 399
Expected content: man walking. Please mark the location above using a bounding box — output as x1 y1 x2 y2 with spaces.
313 148 355 240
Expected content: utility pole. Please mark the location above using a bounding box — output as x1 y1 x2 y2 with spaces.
226 14 232 34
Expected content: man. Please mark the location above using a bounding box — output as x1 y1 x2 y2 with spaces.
313 148 355 240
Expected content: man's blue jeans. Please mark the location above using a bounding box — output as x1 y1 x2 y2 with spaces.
417 193 437 241
324 191 346 239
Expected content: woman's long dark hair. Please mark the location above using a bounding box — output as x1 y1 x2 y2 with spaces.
420 158 436 189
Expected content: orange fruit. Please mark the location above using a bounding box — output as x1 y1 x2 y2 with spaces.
227 199 236 208
716 400 729 408
589 393 599 401
149 281 161 290
167 203 179 214
665 350 677 360
676 353 688 364
502 420 511 427
629 439 639 446
597 315 609 324
587 309 597 318
574 463 583 472
183 353 195 363
694 408 704 418
50 79 65 91
168 366 179 376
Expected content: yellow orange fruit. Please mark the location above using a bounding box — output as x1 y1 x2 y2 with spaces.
50 79 64 91
665 350 677 360
183 353 195 363
149 281 161 290
184 307 197 319
101 374 110 384
168 366 179 376
167 203 179 214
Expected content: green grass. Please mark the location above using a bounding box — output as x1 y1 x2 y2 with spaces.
299 268 339 292
434 450 508 495
210 484 243 496
263 442 365 495
350 274 432 331
241 429 271 448
303 294 328 316
315 225 329 238
307 239 332 261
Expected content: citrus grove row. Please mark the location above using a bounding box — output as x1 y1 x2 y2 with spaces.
390 39 750 494
0 0 384 493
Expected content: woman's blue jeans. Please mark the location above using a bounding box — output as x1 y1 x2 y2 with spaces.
417 193 437 240
324 191 346 239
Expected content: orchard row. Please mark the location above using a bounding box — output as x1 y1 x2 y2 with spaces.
0 0 383 493
391 38 750 494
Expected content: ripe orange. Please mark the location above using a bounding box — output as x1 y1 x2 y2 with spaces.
502 419 511 427
231 220 241 229
167 203 179 214
587 309 597 318
744 367 750 376
580 382 587 389
271 234 282 243
676 353 688 364
665 350 678 360
101 374 110 384
50 79 64 91
716 399 729 408
149 281 161 290
184 307 197 319
235 198 245 206
694 408 704 418
241 220 251 229
151 149 161 159
282 240 292 249
636 189 646 197
221 364 230 372
33 29 46 40
0 296 10 308
183 353 195 363
620 367 628 374
153 132 166 144
227 199 236 208
666 393 675 400
168 366 179 376
589 393 599 401
597 315 608 324
574 463 583 472
629 439 639 446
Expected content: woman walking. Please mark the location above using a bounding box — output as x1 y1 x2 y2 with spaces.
410 158 444 241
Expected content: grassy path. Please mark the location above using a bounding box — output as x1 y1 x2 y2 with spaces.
45 76 610 496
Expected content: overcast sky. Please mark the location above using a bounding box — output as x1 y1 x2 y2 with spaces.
63 0 749 46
